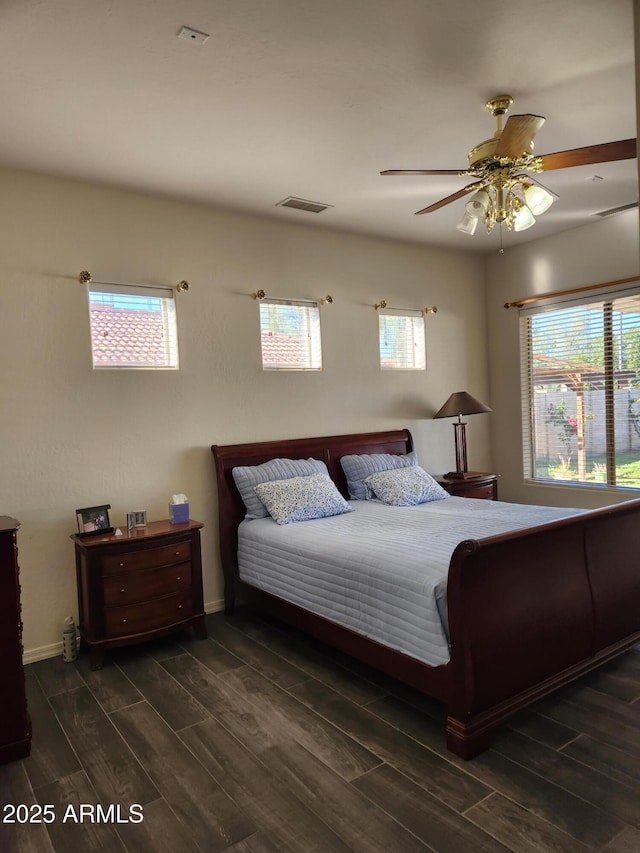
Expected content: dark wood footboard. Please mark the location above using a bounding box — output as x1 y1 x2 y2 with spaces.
445 498 640 758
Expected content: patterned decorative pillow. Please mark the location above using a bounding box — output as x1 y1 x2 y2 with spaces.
232 458 328 519
340 451 418 500
364 466 449 506
254 474 353 525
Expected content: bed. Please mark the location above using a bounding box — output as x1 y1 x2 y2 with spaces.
212 428 640 759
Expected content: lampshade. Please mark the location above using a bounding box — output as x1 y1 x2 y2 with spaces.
523 182 554 215
434 391 492 420
456 210 478 235
465 189 490 217
513 203 536 232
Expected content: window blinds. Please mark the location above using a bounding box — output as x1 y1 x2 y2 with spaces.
378 308 426 370
520 286 640 487
258 298 322 370
88 282 179 369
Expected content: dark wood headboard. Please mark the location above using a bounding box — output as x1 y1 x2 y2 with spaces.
211 429 413 610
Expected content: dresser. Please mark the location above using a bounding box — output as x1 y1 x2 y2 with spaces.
0 517 31 764
72 519 207 669
436 473 498 500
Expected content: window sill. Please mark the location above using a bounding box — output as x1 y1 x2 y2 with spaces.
524 478 640 494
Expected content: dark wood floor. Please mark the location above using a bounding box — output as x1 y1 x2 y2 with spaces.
2 609 640 853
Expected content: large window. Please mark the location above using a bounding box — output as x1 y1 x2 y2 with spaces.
88 282 179 369
378 308 426 370
520 287 640 488
259 298 322 370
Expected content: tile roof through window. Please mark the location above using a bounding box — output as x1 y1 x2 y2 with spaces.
260 330 313 369
90 305 170 366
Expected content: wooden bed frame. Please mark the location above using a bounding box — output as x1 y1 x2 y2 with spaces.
212 428 640 759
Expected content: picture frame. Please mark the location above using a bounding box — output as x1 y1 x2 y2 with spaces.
127 510 147 531
76 504 113 537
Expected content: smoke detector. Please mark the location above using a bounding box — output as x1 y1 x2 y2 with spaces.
178 26 210 44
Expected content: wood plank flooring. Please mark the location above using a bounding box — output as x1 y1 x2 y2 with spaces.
1 608 640 852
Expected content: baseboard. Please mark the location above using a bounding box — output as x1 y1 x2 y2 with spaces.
22 598 225 664
23 641 64 665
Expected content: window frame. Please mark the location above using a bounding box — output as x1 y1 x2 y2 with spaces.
377 307 426 371
87 281 180 371
520 283 640 489
258 297 323 371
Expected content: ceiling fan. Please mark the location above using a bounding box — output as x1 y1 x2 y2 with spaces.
381 94 637 235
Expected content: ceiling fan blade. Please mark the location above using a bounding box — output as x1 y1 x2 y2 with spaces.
381 169 465 175
415 182 484 215
494 114 546 159
539 138 637 171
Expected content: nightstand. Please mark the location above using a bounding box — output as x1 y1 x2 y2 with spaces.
72 519 207 669
436 473 498 500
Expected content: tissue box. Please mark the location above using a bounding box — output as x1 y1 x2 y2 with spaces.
169 502 190 524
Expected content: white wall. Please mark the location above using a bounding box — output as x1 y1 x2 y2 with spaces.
0 168 489 659
485 210 640 507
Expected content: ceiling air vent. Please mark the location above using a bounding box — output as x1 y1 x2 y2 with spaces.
595 201 638 218
276 197 333 214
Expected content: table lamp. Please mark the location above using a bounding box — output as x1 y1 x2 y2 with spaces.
434 391 492 479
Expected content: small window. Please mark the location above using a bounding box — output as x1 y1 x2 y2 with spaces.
378 308 426 370
259 298 322 370
88 282 179 369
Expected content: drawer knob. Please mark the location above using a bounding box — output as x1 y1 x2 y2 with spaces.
122 619 127 624
178 604 182 610
175 551 180 556
120 588 125 593
176 576 181 581
119 562 124 567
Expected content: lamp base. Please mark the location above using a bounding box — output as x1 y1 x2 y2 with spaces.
444 471 486 480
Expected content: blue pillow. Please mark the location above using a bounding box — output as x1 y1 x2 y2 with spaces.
254 474 353 525
340 451 418 500
232 457 328 519
364 466 449 506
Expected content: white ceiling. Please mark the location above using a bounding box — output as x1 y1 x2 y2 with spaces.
1 0 637 254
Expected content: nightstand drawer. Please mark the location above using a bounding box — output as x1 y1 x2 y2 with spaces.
103 562 192 606
102 541 191 576
105 593 193 638
462 483 496 500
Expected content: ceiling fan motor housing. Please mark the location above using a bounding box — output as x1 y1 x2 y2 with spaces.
468 137 535 169
469 94 532 169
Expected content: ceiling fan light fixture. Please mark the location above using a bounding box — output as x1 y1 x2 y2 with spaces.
513 201 536 232
465 189 490 217
523 182 554 215
456 210 478 235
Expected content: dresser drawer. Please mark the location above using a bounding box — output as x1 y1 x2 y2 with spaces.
102 541 191 576
103 562 191 607
105 593 193 638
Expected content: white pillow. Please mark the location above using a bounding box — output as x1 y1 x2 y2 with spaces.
364 466 449 506
254 474 353 525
